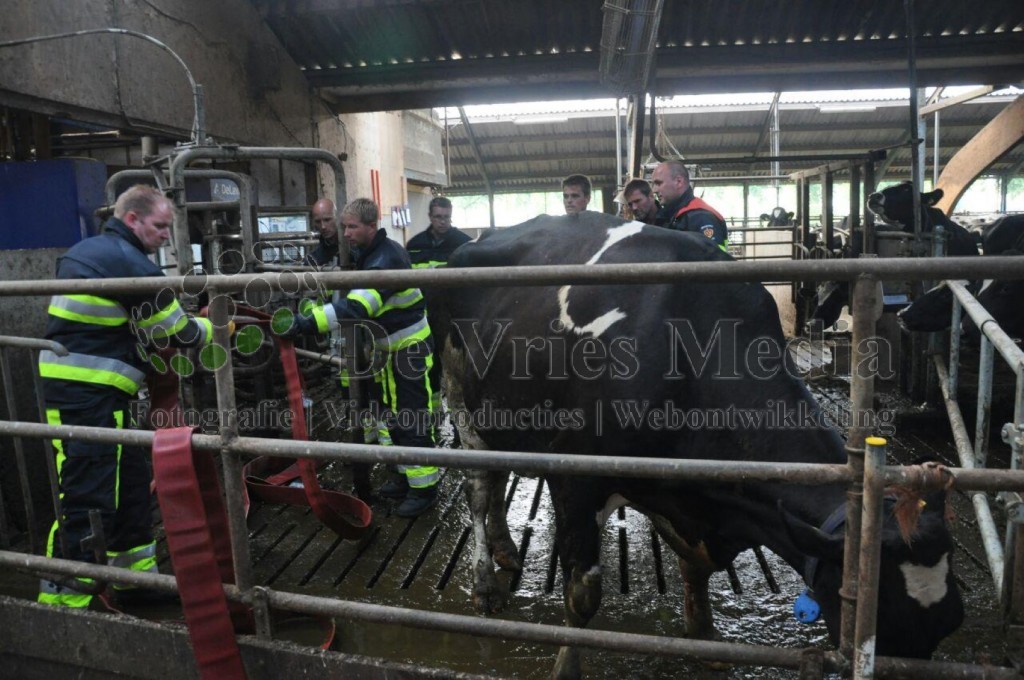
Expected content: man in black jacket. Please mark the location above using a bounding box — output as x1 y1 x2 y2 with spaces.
38 184 215 608
304 198 340 267
651 160 729 251
406 197 471 270
277 198 439 517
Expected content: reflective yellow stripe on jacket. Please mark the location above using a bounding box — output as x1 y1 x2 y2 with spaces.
38 349 146 395
374 316 431 351
48 295 129 326
136 299 188 339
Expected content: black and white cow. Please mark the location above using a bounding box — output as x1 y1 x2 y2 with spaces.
811 183 979 329
433 211 963 678
897 213 1024 340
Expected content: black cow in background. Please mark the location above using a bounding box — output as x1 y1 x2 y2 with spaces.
432 212 964 678
898 213 1024 341
810 182 979 329
760 206 794 227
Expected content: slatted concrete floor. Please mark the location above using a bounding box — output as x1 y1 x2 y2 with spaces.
0 372 1010 679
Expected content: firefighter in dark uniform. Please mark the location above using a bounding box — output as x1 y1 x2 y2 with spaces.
405 196 471 417
38 184 216 608
651 160 729 252
405 197 471 271
303 198 340 267
275 198 439 517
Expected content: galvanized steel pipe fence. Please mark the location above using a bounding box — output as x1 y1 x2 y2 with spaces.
931 278 1024 634
1 258 1024 680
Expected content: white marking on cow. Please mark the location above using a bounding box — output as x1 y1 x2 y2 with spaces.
596 493 630 527
558 221 645 338
978 279 994 295
899 553 950 607
585 564 602 578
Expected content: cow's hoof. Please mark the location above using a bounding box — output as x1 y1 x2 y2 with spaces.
472 588 503 614
492 538 523 571
553 646 581 680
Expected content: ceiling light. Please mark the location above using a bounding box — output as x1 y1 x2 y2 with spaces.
512 116 569 125
817 104 877 113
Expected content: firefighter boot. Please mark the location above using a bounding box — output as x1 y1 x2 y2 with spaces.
396 485 438 518
379 473 409 500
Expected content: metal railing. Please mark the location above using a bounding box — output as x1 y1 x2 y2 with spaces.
930 278 1024 626
1 257 1023 679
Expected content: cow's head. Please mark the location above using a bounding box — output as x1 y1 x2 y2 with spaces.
964 261 1024 344
896 284 954 334
782 487 964 658
867 182 943 230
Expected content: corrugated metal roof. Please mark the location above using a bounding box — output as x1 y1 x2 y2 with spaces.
251 0 1024 112
441 90 1023 195
249 1 1024 195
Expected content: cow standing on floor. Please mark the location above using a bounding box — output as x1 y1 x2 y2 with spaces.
898 213 1024 341
432 213 963 678
810 182 979 329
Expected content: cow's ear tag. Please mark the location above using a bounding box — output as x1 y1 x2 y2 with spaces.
793 589 821 624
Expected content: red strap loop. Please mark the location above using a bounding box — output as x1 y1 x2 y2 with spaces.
153 427 249 680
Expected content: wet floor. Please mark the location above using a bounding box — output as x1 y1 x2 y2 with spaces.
0 375 1015 678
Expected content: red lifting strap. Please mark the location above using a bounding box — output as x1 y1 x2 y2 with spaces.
235 305 372 539
153 426 249 680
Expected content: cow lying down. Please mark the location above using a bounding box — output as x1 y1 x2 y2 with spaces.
431 212 964 678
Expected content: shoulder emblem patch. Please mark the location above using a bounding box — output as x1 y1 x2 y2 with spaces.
701 226 715 239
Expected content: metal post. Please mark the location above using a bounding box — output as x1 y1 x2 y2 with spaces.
1004 493 1024 628
841 270 882 659
949 297 962 396
925 225 947 402
975 337 994 467
849 164 861 249
824 170 834 255
1004 371 1024 627
31 357 69 561
905 0 923 238
0 347 38 553
932 110 941 188
853 437 887 679
863 160 876 255
615 97 624 189
208 292 254 591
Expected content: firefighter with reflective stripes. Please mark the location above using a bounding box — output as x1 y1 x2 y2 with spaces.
405 197 471 271
276 198 440 517
38 185 215 608
405 196 471 417
651 160 729 252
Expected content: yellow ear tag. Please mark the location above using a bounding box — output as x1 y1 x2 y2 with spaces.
918 500 927 509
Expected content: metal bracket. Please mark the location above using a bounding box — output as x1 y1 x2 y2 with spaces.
80 509 108 566
1001 422 1024 449
250 585 274 639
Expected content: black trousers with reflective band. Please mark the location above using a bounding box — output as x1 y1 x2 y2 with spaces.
45 393 154 564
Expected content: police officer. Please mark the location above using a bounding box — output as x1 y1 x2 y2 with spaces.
651 160 729 251
276 198 439 517
38 184 216 608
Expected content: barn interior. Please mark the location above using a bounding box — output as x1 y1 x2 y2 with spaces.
1 1 1024 678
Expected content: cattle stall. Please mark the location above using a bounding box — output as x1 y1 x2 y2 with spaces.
0 254 1023 679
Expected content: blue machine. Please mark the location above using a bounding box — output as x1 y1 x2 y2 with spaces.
0 159 107 250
